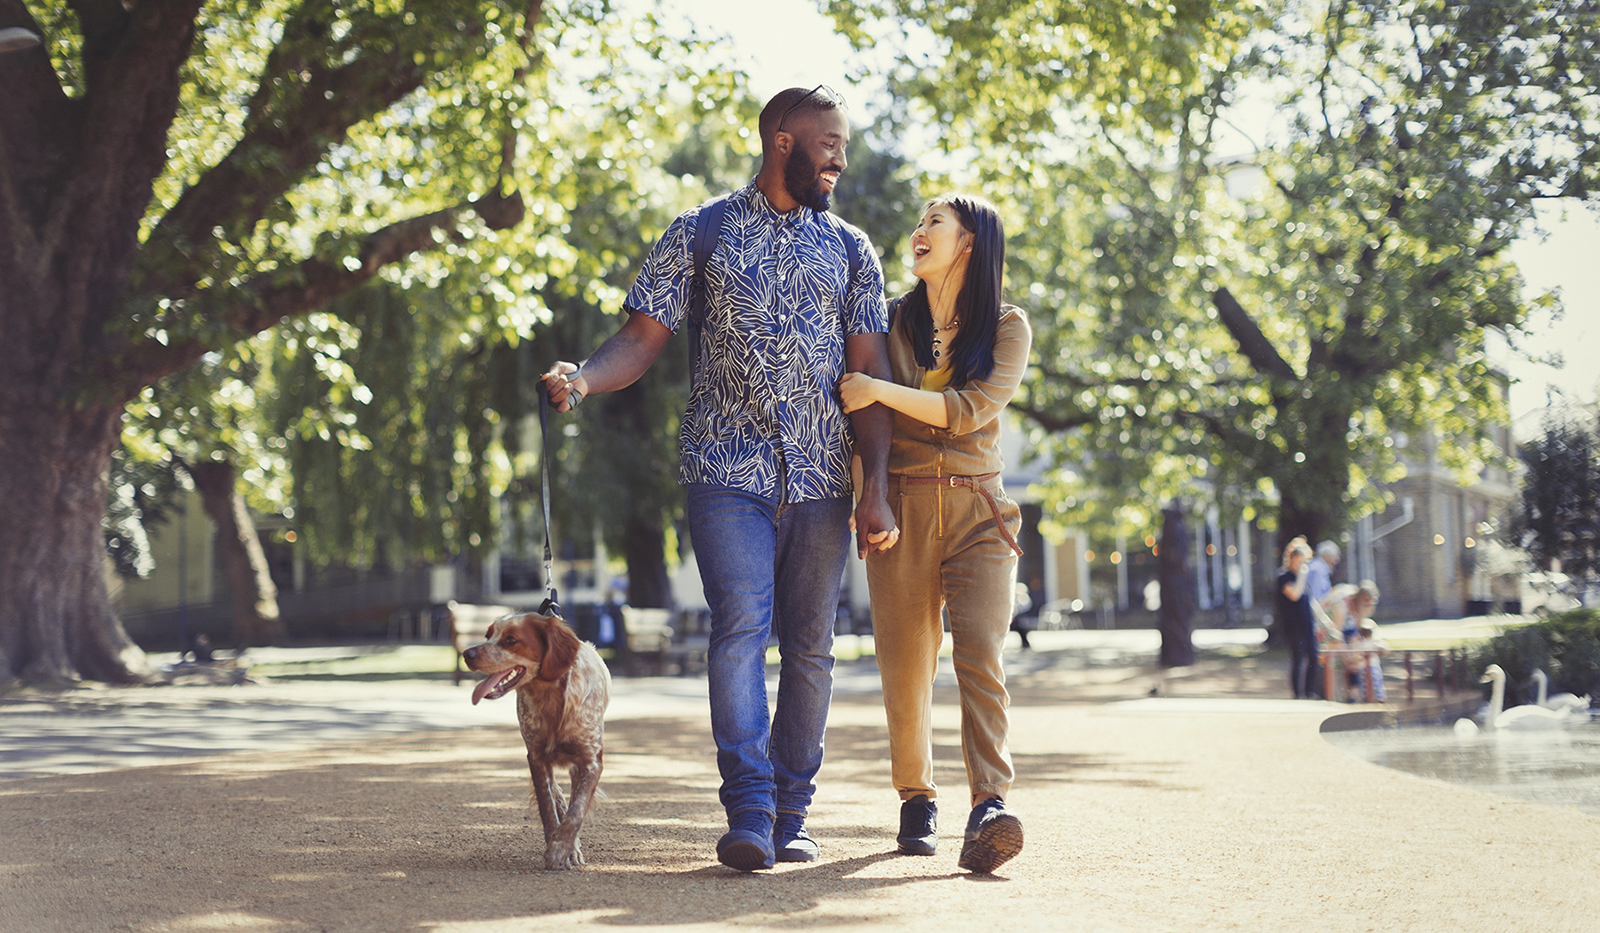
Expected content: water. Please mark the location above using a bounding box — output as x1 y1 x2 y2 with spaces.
1323 716 1600 816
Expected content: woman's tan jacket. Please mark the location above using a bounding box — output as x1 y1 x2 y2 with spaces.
883 303 1032 478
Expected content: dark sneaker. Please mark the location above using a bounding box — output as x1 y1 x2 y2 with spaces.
957 797 1023 874
773 811 820 862
896 794 938 856
717 810 775 871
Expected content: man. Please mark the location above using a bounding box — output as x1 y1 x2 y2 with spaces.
1304 540 1341 698
541 86 898 872
1307 541 1340 609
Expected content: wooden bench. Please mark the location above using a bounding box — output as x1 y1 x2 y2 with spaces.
620 606 673 675
618 607 711 676
448 601 514 685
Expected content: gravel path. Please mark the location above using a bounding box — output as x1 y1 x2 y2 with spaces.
3 628 1595 933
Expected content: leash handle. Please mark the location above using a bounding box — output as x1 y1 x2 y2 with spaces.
537 383 561 618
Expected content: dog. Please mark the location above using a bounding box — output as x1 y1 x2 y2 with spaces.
462 610 611 870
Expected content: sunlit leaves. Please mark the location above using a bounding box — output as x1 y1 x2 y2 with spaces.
831 0 1596 556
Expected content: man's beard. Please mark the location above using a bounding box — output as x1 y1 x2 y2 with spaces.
784 146 834 212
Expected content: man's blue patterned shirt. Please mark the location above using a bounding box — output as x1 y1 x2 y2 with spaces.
623 182 887 503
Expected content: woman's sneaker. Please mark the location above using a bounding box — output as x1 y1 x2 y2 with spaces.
897 795 938 856
956 797 1023 873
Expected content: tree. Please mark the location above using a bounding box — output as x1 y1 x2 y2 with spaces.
120 343 290 647
0 0 721 684
828 0 1600 560
1511 410 1600 600
1157 503 1196 667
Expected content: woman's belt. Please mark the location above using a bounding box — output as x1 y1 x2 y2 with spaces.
896 472 1022 556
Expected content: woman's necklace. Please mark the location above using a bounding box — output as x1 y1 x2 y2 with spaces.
931 317 960 362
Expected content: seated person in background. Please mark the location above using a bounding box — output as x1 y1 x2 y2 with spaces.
1316 583 1358 646
1318 581 1383 701
1345 582 1385 702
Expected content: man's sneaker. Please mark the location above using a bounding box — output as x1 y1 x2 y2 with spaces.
956 797 1023 874
773 811 820 863
896 795 938 856
717 810 775 871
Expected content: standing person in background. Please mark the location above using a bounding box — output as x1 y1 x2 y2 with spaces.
839 193 1032 875
1278 537 1317 699
1306 540 1340 608
542 85 899 872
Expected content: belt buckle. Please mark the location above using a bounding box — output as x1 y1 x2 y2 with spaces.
948 476 959 488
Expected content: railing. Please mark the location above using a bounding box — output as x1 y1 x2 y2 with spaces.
1319 647 1473 704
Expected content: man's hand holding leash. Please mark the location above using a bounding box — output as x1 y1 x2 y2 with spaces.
541 362 587 413
540 310 672 414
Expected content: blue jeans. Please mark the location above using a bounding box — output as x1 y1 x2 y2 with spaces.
686 484 851 820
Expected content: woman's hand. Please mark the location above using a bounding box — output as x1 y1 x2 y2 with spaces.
838 372 878 413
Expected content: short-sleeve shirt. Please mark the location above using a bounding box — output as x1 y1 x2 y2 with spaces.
1277 570 1313 633
1305 557 1333 606
622 183 887 503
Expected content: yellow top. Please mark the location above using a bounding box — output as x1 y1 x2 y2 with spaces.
920 365 952 393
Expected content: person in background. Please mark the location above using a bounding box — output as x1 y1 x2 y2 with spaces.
1340 582 1385 701
1306 540 1340 608
1278 537 1317 699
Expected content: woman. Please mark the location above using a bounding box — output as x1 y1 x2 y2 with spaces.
839 193 1032 874
1278 537 1317 699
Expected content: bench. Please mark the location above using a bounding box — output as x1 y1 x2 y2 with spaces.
448 601 514 685
619 607 709 676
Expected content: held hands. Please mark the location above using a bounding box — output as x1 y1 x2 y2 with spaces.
850 495 899 559
540 362 587 413
838 372 878 414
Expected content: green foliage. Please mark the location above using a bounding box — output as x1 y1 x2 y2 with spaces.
1473 609 1600 706
1511 410 1600 585
95 2 762 575
104 447 187 579
828 0 1600 547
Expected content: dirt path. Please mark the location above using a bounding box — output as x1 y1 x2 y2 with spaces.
3 641 1597 932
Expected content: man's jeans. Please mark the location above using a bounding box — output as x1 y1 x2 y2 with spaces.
686 483 851 821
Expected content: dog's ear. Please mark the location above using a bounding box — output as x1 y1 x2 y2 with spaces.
536 615 582 681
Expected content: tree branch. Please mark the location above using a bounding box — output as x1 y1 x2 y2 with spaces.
108 190 524 392
135 1 496 297
1009 401 1099 434
1211 287 1300 382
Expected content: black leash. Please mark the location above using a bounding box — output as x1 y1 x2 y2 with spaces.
536 383 561 618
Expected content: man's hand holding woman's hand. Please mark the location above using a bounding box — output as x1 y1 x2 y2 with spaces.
540 362 587 413
851 496 899 558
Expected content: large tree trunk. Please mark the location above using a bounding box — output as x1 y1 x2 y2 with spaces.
621 514 671 609
184 458 289 648
0 400 149 685
1157 505 1196 668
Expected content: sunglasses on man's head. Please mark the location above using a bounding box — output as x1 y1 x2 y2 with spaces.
776 84 846 135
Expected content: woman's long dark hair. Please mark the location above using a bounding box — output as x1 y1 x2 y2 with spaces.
897 193 1005 388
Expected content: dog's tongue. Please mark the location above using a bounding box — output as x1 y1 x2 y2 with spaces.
471 674 500 706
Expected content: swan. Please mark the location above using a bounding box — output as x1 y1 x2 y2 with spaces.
1532 669 1591 713
1481 665 1571 730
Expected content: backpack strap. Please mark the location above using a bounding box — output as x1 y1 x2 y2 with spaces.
688 194 731 386
823 211 863 304
687 196 862 386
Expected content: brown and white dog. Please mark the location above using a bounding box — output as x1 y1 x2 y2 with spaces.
462 610 611 870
